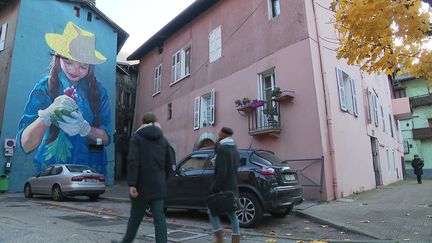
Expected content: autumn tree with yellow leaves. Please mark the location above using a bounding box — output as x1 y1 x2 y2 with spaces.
330 0 432 83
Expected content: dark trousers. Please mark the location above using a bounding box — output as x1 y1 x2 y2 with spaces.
416 174 422 184
122 197 167 243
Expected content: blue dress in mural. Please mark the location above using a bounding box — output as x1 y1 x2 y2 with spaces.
17 71 111 176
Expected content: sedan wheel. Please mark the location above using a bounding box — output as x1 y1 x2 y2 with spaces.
24 183 33 198
236 192 263 228
52 185 63 201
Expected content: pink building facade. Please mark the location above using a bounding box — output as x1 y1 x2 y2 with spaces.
129 0 406 201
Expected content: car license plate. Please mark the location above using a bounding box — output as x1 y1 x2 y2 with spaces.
284 174 295 181
85 179 97 183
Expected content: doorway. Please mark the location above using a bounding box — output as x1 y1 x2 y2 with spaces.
370 137 383 186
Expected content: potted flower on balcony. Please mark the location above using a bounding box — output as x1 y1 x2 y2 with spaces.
235 98 264 112
271 87 295 102
263 104 280 127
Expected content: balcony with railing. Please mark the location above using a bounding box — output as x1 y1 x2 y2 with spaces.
236 100 282 137
410 94 432 108
412 127 432 140
235 90 294 137
391 97 412 120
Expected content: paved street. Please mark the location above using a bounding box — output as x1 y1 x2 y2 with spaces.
0 194 374 242
1 179 430 242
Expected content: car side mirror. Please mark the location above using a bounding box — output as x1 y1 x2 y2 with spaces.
35 172 41 177
176 168 186 176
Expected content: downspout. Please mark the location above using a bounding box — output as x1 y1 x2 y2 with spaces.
311 0 338 200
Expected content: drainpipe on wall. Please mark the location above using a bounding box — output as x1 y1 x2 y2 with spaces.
311 0 338 200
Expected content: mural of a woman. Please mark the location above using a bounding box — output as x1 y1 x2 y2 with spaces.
17 22 111 176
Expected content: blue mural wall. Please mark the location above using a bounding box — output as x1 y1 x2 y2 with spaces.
0 0 117 191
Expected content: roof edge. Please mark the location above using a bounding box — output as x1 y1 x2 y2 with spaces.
128 0 219 61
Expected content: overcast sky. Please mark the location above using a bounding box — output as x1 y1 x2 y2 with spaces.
97 0 196 55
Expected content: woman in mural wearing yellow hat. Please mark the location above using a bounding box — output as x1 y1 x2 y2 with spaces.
17 22 111 176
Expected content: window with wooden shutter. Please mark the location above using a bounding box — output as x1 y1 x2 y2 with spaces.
373 95 379 127
350 78 358 116
210 88 215 125
194 97 200 130
336 68 347 111
153 64 162 95
209 26 221 63
0 23 8 51
381 105 386 132
171 45 191 85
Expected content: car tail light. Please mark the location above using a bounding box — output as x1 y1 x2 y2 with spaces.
71 176 84 181
98 176 105 182
259 167 275 175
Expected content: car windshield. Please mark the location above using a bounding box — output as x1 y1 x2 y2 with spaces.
66 165 96 173
252 151 283 166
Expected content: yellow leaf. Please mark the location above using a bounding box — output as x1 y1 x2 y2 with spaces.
265 239 277 243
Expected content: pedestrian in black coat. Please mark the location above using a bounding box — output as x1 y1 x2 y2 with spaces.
118 112 174 243
208 127 241 243
411 154 424 184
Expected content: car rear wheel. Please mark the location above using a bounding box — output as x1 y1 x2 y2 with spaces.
270 206 293 218
24 183 33 198
52 185 63 201
236 192 263 228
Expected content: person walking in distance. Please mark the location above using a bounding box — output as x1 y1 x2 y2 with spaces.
209 127 241 243
119 112 174 243
411 154 424 184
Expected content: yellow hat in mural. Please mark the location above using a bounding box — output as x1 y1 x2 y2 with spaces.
45 21 106 65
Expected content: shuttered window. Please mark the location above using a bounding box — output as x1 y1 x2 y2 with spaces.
336 67 360 117
209 26 222 63
171 45 191 84
193 89 216 130
0 23 8 51
153 64 162 95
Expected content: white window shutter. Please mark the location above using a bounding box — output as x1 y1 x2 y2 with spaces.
350 78 358 117
193 97 201 130
0 23 8 51
380 105 385 132
374 95 379 127
210 88 215 125
209 26 221 63
154 66 158 94
209 29 215 62
171 55 176 83
180 50 186 77
367 90 373 124
336 68 347 111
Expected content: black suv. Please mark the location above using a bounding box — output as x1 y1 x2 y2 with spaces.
158 149 304 228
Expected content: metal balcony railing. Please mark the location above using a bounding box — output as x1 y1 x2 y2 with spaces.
247 100 282 136
412 127 432 140
410 94 432 108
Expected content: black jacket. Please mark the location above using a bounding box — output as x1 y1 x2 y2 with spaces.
212 137 239 196
127 123 174 200
411 158 424 175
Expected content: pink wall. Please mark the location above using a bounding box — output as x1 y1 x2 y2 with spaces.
133 0 404 201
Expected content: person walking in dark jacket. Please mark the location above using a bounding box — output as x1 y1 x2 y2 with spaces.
209 127 240 243
119 112 174 243
411 154 424 184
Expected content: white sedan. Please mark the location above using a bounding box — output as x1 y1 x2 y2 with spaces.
24 164 106 201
